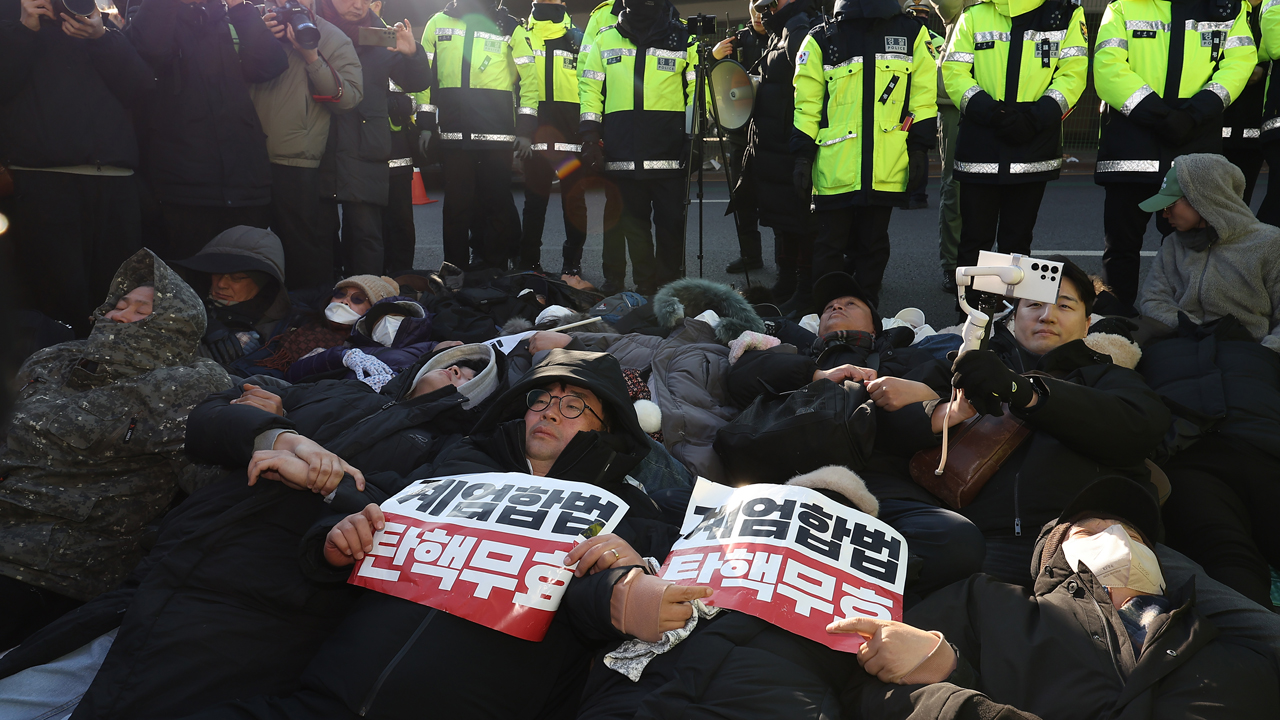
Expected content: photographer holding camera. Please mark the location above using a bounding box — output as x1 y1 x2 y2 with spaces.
126 0 289 260
315 0 430 278
1 0 154 337
250 0 364 291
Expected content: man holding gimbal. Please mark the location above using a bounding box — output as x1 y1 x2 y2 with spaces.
1 0 154 337
251 0 363 290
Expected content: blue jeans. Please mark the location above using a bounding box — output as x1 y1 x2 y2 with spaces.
0 628 117 720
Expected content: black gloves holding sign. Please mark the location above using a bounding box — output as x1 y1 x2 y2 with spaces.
951 350 1034 416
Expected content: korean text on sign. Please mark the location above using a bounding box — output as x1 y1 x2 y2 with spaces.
661 478 907 652
349 473 629 641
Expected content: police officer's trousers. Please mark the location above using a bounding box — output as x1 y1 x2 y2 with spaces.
812 204 893 307
956 180 1047 269
441 146 519 269
616 176 685 293
520 151 588 272
1102 182 1170 308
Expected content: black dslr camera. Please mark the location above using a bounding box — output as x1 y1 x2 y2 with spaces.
274 0 321 50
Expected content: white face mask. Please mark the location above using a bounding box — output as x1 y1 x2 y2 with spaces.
1061 523 1165 595
372 315 404 347
325 301 363 325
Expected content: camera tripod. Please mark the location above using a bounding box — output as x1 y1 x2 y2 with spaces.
681 23 745 280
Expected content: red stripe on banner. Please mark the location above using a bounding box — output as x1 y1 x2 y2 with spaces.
662 542 903 653
348 512 576 641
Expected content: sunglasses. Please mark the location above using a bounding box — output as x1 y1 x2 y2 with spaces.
332 287 370 305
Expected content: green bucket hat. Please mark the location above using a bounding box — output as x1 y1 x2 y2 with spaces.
1139 164 1185 212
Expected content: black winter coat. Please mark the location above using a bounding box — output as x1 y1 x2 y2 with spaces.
959 325 1171 541
1138 332 1280 462
127 0 288 207
746 0 816 235
0 358 483 720
0 22 153 169
289 420 681 720
580 612 862 720
861 525 1280 720
726 330 953 504
318 12 432 206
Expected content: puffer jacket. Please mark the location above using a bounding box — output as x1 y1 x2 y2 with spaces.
746 0 817 235
284 297 440 382
959 325 1171 543
575 319 739 483
0 249 232 600
1139 321 1280 462
860 518 1280 720
1139 153 1280 353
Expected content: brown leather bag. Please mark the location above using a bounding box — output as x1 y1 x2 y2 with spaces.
909 404 1031 510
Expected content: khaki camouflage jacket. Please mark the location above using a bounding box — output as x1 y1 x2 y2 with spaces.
0 249 232 600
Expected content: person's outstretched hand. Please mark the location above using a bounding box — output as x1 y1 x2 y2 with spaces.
323 503 386 567
828 617 956 684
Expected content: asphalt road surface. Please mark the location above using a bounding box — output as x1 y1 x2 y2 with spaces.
411 171 1270 329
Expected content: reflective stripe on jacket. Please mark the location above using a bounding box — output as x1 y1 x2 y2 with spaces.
943 0 1088 183
1093 0 1256 183
792 18 938 209
578 27 697 179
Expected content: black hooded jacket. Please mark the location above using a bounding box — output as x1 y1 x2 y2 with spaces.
857 519 1280 720
2 353 489 720
746 0 817 235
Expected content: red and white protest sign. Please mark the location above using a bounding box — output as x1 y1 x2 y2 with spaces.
349 472 628 641
661 478 907 653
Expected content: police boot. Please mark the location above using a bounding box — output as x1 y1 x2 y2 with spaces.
770 237 797 304
777 266 813 317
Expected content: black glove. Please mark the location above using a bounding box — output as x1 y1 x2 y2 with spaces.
793 157 813 199
1156 109 1197 146
200 329 245 367
581 133 603 172
963 90 1006 127
951 349 1033 416
906 148 927 194
387 93 414 128
1028 95 1064 133
1000 109 1038 145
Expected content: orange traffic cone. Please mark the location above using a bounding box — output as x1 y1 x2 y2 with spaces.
411 169 436 205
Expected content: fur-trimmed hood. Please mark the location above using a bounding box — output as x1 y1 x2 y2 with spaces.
653 278 765 345
786 465 878 517
1082 332 1141 370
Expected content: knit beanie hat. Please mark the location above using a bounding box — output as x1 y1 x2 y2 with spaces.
335 275 399 305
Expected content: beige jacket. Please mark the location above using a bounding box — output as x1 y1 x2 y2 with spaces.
249 15 363 168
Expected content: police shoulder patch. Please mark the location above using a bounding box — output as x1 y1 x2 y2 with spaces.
1079 18 1088 42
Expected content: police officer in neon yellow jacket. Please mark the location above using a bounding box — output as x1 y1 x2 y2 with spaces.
792 0 938 307
579 0 696 294
576 0 628 294
418 0 524 271
510 0 588 275
1093 0 1256 306
943 0 1086 270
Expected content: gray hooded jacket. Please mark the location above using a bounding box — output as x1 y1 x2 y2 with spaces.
0 250 232 600
1140 153 1280 353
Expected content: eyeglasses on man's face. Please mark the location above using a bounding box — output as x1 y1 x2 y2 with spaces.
526 389 605 425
